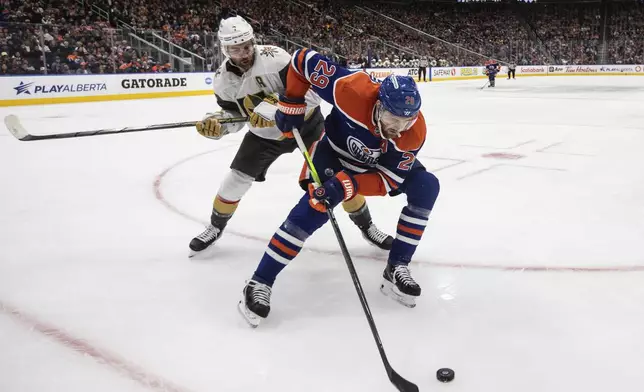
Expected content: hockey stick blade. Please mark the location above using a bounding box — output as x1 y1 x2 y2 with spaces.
291 128 418 392
389 368 419 392
4 114 33 141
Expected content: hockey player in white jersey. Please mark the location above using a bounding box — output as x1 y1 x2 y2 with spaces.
189 16 393 256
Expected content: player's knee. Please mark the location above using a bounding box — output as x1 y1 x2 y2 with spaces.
405 170 440 210
217 169 254 201
286 193 330 235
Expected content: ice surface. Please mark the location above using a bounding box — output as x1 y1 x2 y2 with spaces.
1 76 643 392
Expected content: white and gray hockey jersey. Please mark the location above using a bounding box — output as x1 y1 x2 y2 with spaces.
212 45 321 140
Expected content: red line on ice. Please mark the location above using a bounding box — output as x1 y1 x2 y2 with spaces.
0 301 193 392
154 148 644 273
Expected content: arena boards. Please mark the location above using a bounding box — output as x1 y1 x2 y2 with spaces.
1 64 643 107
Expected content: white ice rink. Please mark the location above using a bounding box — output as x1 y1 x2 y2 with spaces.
1 76 644 392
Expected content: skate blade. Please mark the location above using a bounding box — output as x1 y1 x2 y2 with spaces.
237 300 261 328
188 243 218 260
380 280 417 308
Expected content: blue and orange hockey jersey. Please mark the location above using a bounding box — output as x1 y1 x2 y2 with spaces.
484 60 500 76
286 48 427 196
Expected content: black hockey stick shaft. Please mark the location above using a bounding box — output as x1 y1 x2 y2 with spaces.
4 114 248 141
292 128 418 392
325 208 419 392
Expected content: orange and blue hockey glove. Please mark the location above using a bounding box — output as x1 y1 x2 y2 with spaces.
308 172 358 213
275 95 306 139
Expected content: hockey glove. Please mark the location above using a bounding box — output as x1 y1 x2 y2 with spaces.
275 95 306 138
249 111 276 129
249 96 279 128
196 111 244 140
196 114 227 140
308 172 357 213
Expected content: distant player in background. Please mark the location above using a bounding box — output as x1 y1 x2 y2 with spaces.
419 55 428 82
238 49 441 327
507 62 517 80
189 16 393 257
484 59 501 87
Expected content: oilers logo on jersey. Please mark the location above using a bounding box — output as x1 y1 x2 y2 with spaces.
347 136 381 165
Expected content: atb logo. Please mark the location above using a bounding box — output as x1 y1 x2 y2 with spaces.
14 81 34 95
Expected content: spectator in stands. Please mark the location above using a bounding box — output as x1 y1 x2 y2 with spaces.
1 0 643 75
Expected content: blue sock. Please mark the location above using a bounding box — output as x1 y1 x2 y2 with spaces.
253 193 329 286
389 204 431 266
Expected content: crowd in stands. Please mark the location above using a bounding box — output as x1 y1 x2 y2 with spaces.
105 0 219 64
1 0 643 75
522 3 602 65
0 0 176 74
607 1 644 64
345 2 541 67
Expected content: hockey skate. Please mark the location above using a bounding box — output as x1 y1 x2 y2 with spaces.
380 263 421 308
348 205 394 250
361 224 394 250
238 279 272 328
188 224 223 258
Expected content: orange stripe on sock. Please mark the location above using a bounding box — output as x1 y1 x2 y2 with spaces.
397 224 424 237
270 238 299 257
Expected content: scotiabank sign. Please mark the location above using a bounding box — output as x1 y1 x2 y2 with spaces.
360 64 644 82
519 66 546 73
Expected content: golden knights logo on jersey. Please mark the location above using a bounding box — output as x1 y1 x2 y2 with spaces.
240 92 278 116
260 47 280 58
347 136 380 165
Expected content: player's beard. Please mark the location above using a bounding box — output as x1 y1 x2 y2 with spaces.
230 52 254 72
375 102 417 140
381 127 402 140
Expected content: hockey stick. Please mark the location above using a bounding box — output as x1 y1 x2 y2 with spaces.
4 114 248 142
292 128 418 392
480 80 489 89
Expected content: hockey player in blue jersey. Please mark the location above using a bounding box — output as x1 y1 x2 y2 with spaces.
238 48 440 326
484 59 501 88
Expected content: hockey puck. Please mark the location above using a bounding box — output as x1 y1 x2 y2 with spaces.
436 368 455 383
